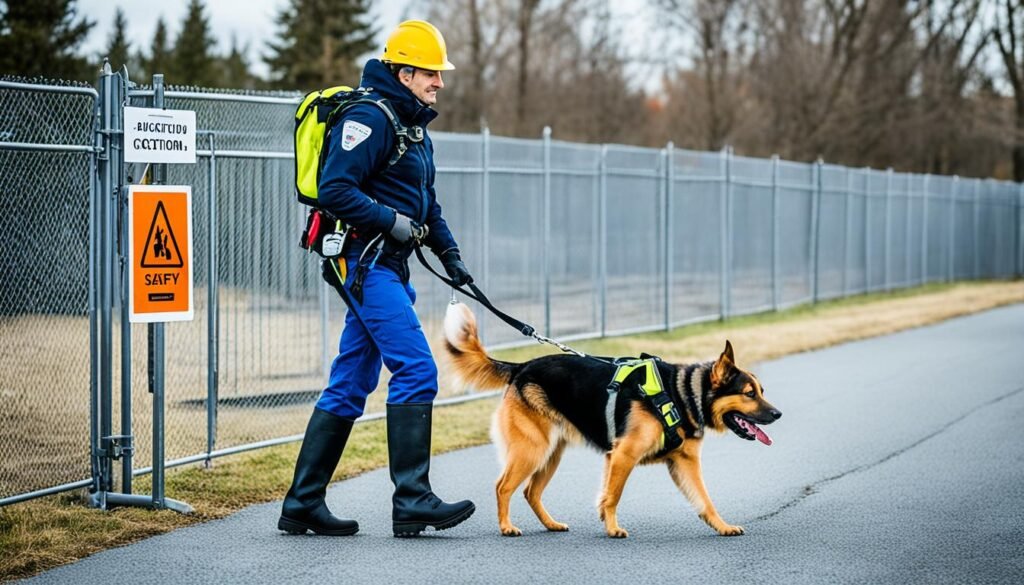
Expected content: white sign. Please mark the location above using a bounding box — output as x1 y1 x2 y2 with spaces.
124 106 197 164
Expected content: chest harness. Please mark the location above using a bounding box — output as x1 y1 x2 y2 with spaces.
605 357 686 457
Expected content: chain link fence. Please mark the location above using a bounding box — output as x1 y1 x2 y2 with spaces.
2 76 1022 505
1 78 98 500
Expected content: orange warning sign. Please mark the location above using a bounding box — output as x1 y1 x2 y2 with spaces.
129 185 193 322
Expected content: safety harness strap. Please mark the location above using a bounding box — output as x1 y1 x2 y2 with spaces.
605 358 684 455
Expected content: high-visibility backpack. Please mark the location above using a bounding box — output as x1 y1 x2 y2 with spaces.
293 85 424 207
294 85 425 268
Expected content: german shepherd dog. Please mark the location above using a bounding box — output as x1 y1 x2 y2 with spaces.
442 303 781 538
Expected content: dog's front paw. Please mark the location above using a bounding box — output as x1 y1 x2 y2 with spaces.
543 521 569 532
500 524 523 537
606 525 629 538
717 524 745 536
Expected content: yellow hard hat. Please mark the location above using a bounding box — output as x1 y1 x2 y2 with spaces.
381 20 455 71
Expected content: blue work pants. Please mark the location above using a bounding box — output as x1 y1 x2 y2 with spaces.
316 263 438 419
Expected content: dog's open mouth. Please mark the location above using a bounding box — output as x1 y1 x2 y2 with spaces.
726 413 773 446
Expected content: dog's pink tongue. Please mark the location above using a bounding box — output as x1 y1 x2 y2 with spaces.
753 425 772 446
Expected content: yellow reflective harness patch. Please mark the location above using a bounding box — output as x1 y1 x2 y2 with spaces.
605 358 684 455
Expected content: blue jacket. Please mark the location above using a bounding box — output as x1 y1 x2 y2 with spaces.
318 59 459 280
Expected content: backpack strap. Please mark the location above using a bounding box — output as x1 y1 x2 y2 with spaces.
331 93 423 168
365 97 424 167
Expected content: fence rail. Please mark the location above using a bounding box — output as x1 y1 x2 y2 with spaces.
1 75 1022 506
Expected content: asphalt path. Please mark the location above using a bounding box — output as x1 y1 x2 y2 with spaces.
26 304 1024 584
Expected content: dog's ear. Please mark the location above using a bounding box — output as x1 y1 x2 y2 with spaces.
723 340 735 363
711 340 736 386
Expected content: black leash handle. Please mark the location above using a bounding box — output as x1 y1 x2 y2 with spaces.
413 247 535 337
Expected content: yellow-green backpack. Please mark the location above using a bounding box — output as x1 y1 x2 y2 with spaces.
293 85 423 207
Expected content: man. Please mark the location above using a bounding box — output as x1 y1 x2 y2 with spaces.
278 20 475 538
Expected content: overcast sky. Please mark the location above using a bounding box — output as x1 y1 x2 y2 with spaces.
77 0 660 84
78 0 412 79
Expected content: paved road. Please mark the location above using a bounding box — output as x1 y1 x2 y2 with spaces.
27 304 1024 584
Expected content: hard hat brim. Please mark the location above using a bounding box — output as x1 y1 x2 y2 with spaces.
383 59 456 72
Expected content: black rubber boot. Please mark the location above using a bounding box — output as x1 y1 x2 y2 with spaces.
387 403 476 537
277 408 359 536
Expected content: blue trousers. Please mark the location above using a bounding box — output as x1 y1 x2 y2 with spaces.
316 263 438 420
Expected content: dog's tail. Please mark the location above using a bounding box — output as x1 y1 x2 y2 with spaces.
443 302 517 389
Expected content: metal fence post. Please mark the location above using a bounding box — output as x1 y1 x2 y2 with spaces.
665 142 674 330
481 127 490 343
720 147 732 319
599 145 608 336
1018 182 1024 278
884 168 893 292
864 168 872 292
206 132 218 466
89 73 103 496
904 174 913 287
771 155 780 310
542 126 551 337
145 75 190 514
973 179 981 280
843 167 853 295
946 176 954 280
150 74 167 509
921 174 930 285
119 130 132 494
93 62 116 505
811 159 823 303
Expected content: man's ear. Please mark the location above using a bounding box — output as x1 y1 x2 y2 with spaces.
711 340 736 386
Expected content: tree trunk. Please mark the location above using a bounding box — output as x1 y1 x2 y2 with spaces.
1015 98 1024 182
517 0 539 136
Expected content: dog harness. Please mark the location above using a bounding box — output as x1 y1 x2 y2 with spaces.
605 358 684 456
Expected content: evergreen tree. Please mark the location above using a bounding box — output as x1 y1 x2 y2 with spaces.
170 0 217 87
100 7 132 74
0 0 95 80
221 34 256 89
264 0 377 91
140 16 171 80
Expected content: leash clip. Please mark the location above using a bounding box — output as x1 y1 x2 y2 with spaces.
532 332 585 357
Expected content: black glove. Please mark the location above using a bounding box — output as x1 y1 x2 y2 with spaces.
389 213 429 244
440 249 473 286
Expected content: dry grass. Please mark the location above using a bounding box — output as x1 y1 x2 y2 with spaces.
597 280 1024 365
0 398 496 581
1 280 1021 581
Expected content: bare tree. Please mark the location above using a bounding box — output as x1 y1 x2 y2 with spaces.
994 0 1024 181
425 0 643 141
654 0 751 150
425 0 514 131
517 0 542 134
910 0 991 175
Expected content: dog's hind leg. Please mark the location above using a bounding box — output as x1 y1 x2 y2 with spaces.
495 393 552 537
523 438 568 532
666 439 744 536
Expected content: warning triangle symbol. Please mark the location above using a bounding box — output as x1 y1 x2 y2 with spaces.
141 201 184 268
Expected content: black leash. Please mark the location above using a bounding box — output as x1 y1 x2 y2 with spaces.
413 246 534 337
413 246 610 362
